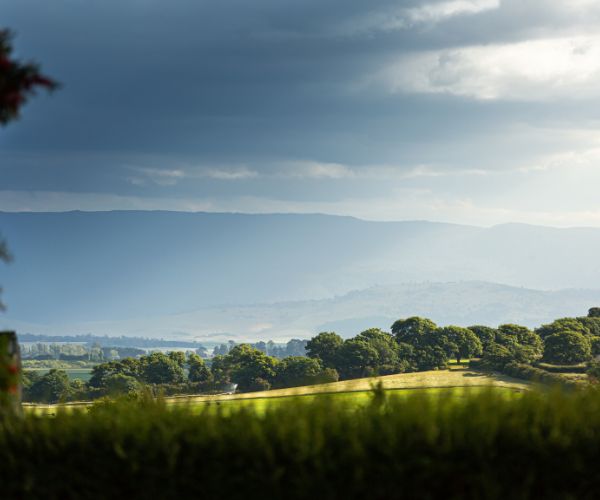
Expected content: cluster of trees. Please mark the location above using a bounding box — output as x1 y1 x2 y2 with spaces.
22 308 600 402
306 323 483 380
535 311 600 364
300 308 600 381
211 344 336 392
19 333 209 350
23 369 85 404
212 339 307 358
23 348 336 403
23 351 210 403
20 342 148 362
474 308 600 370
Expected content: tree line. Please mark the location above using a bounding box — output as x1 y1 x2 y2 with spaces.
21 342 148 363
19 333 209 349
22 349 337 403
22 308 600 403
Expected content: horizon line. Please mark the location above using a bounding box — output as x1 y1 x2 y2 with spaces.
2 209 600 230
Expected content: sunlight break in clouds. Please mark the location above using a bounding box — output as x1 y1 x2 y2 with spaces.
385 35 600 100
282 161 356 179
128 166 258 185
337 0 499 35
406 0 499 24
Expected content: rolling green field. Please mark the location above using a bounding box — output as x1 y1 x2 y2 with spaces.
168 366 527 402
24 366 529 415
173 386 524 414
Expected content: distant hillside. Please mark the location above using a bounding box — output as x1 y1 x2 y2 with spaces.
4 281 600 341
1 211 600 335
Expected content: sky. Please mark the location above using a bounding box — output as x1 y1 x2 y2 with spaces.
2 0 600 227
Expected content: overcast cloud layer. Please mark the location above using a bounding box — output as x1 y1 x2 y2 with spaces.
2 0 600 226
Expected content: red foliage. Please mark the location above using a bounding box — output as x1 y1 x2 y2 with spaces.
0 29 58 124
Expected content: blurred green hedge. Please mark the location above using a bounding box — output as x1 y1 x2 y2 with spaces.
502 362 579 388
2 389 600 499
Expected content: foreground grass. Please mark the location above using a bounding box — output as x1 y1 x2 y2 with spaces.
5 387 600 499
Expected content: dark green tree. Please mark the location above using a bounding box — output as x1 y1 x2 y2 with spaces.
168 351 186 368
467 325 497 350
209 355 231 385
103 373 141 397
141 353 185 385
355 328 401 373
224 344 278 392
413 345 448 370
438 326 483 363
26 369 71 403
590 336 600 357
543 331 592 365
588 307 600 318
396 342 418 372
391 317 437 347
481 343 514 369
497 324 543 361
336 339 379 379
536 318 590 339
274 356 335 388
187 354 212 384
306 332 343 369
88 358 141 388
21 370 41 391
577 317 600 337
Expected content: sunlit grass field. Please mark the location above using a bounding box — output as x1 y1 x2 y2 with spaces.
176 386 524 414
166 366 527 401
24 366 529 415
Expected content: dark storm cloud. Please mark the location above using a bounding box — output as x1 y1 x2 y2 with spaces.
2 0 600 226
0 0 543 157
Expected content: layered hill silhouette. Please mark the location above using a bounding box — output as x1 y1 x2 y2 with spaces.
1 211 599 338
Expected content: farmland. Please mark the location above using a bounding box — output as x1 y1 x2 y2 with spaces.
24 365 529 415
168 366 527 402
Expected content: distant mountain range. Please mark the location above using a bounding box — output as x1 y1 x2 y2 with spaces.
1 211 600 339
4 281 600 341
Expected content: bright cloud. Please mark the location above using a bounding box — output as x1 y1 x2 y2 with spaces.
130 168 186 186
201 167 258 180
128 166 258 185
406 0 500 24
282 161 356 179
384 35 600 100
337 0 499 36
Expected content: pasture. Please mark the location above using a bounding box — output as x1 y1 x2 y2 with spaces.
24 366 529 415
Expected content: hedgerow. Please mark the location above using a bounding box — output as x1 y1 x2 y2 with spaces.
3 388 600 499
502 362 579 389
535 362 588 374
